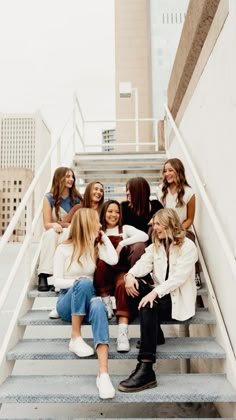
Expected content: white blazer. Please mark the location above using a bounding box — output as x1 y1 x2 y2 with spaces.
128 237 198 321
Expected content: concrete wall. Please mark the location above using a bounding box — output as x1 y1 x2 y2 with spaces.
166 1 236 416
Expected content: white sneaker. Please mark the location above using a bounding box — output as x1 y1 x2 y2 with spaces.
117 329 130 352
69 337 94 357
49 308 60 319
102 296 114 319
96 373 115 399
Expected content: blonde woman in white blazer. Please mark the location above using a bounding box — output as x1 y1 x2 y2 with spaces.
118 208 198 393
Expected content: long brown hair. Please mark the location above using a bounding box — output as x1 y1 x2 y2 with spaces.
82 181 104 214
126 177 150 217
161 159 190 207
50 167 82 219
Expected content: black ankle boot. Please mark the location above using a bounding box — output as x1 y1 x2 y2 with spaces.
118 362 157 392
38 273 50 292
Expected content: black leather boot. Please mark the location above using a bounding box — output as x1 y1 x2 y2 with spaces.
118 362 157 392
38 273 50 292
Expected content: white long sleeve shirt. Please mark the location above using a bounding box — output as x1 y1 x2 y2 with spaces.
105 225 149 248
53 233 118 290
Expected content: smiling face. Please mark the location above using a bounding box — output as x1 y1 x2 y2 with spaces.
105 202 120 228
91 182 104 204
153 216 166 239
64 170 74 189
163 162 177 185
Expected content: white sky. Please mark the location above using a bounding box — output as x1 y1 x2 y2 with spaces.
0 0 115 136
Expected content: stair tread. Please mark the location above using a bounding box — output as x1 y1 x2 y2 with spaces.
7 337 225 360
28 286 208 298
19 309 216 326
0 374 235 403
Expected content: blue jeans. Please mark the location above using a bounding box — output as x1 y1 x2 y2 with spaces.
56 277 109 349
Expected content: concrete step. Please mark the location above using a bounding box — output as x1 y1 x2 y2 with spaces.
73 151 167 164
7 337 225 361
0 374 235 403
19 308 216 326
74 165 161 172
75 173 160 181
28 286 208 299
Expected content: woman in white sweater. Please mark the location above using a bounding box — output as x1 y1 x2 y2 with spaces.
53 208 118 399
118 208 198 393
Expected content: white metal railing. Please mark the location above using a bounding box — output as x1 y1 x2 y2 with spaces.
164 103 236 358
0 95 85 312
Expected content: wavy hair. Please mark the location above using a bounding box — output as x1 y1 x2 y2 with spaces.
82 181 104 214
126 177 150 217
152 208 186 249
100 200 122 231
50 167 82 219
161 158 190 207
65 208 100 268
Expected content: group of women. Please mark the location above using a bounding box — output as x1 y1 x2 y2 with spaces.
37 158 200 399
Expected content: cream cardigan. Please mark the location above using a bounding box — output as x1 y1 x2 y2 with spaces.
128 238 198 321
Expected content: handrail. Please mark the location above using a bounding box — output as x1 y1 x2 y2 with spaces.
164 103 236 279
0 106 75 255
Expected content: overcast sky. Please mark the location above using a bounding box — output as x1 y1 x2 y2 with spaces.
0 0 115 136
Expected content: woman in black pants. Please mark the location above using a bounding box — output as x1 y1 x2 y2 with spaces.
118 208 198 393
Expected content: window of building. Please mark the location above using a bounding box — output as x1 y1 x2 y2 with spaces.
2 206 5 211
14 180 17 185
19 188 22 192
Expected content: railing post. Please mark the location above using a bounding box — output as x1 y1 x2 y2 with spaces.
154 119 158 151
133 87 139 151
25 196 33 283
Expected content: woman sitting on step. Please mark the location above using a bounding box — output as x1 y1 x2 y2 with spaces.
121 176 163 265
82 180 104 214
37 167 82 292
118 208 198 393
52 207 118 399
94 200 149 352
156 158 201 289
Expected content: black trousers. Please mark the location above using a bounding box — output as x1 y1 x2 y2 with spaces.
130 279 172 363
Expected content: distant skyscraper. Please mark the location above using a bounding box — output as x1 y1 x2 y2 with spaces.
102 128 116 152
115 0 189 145
150 0 189 120
0 111 51 241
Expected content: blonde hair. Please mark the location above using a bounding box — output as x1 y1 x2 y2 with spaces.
152 208 186 249
65 208 100 268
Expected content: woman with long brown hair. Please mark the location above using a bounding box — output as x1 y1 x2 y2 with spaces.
37 167 82 291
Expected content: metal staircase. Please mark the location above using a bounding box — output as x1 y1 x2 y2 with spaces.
73 151 166 200
0 97 236 418
0 152 236 418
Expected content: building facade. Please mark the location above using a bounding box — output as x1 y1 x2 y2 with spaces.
115 0 189 146
0 112 51 241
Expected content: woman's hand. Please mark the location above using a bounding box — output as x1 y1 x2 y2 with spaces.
138 289 158 309
52 222 63 233
116 244 122 257
124 273 139 298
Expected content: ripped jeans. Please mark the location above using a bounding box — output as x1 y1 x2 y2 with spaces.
56 277 109 348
